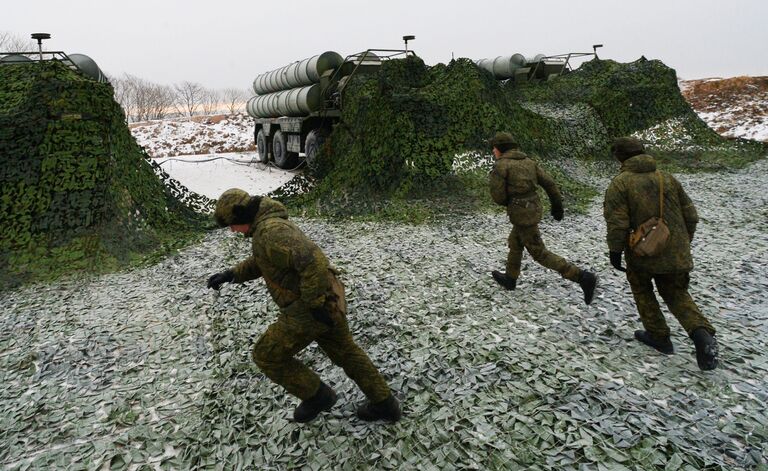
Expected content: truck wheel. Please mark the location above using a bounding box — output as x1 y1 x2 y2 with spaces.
273 130 299 169
304 129 326 173
256 129 269 163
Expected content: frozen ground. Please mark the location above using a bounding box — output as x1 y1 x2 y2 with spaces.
130 114 254 158
680 77 768 143
1 157 767 470
155 152 297 199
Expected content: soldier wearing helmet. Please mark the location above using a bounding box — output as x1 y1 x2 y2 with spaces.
488 132 597 304
603 137 718 370
208 189 401 423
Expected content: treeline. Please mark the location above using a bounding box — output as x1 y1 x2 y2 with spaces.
110 75 249 123
1 31 249 123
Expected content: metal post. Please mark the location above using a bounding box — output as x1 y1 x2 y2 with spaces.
31 33 51 61
402 35 415 53
592 44 603 60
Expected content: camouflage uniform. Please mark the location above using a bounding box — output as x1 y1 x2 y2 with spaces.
603 153 715 339
490 149 582 281
227 197 391 402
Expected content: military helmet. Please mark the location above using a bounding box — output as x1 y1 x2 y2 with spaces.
611 137 645 161
490 132 518 149
214 188 251 227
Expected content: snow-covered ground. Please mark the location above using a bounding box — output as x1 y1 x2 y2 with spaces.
698 109 768 142
132 114 296 197
680 77 768 142
131 114 254 158
156 152 297 199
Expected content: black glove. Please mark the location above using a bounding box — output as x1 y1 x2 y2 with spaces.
609 252 626 272
310 307 335 328
551 205 564 221
207 270 234 290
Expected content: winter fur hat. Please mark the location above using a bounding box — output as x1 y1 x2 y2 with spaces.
611 137 646 162
214 188 261 227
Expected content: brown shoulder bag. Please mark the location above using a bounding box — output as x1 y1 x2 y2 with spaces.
628 171 670 257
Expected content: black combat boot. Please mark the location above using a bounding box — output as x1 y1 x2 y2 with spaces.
491 270 517 290
357 395 402 423
293 382 337 423
690 327 719 371
634 330 674 354
578 270 597 305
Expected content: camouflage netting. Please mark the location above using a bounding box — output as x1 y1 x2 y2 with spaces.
313 57 552 192
307 56 764 201
0 61 213 289
506 57 714 141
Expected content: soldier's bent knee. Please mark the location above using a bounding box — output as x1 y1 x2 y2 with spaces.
528 247 545 260
252 341 274 369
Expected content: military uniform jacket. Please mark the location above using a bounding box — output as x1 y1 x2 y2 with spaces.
603 154 698 273
230 198 333 312
489 150 563 226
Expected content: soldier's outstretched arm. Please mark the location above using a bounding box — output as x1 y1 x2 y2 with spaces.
232 256 263 283
207 256 262 290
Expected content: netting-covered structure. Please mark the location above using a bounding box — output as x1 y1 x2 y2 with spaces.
316 56 757 189
0 60 211 288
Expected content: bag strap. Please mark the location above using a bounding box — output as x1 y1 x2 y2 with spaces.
657 170 664 220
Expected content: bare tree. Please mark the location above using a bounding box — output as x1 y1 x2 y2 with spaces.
174 81 204 118
108 74 158 122
110 75 134 122
200 88 221 116
124 73 151 122
147 84 176 120
222 87 247 114
111 74 191 122
0 31 35 53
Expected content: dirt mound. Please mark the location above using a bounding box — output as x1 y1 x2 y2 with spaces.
681 76 768 141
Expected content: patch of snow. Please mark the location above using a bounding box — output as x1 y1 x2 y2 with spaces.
631 116 697 146
680 77 768 142
155 152 296 199
697 108 768 142
453 151 493 173
131 113 254 157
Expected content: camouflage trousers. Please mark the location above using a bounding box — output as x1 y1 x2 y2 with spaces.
626 270 715 339
506 224 581 281
252 275 391 402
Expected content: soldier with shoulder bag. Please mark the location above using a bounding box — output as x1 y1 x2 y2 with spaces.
603 138 718 371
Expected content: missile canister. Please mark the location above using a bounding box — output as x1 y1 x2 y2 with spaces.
474 54 527 79
246 84 323 118
525 54 546 65
252 51 343 95
493 54 526 78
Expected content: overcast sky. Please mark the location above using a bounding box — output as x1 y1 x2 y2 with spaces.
5 0 767 91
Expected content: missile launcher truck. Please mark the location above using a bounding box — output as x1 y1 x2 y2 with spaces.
246 49 413 169
246 48 597 170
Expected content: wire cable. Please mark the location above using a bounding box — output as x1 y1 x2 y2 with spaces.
155 154 304 173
